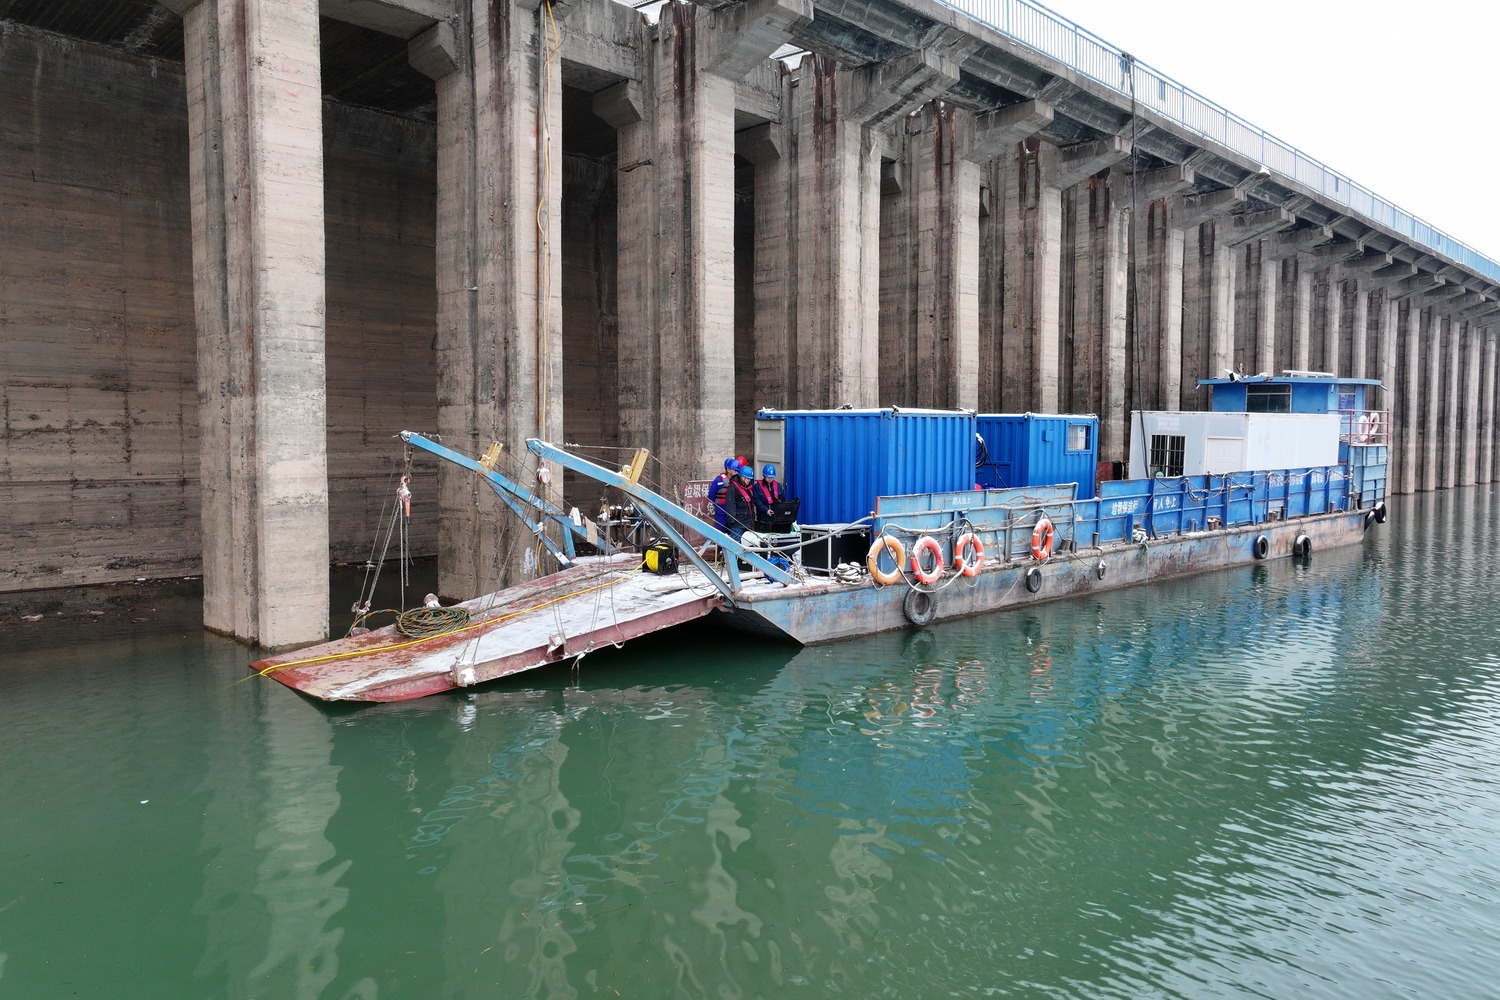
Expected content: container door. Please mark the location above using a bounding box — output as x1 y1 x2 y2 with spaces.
754 419 786 478
1204 436 1245 474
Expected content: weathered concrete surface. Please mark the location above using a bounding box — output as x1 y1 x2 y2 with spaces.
7 0 1500 633
0 28 200 592
185 0 331 649
2 23 434 632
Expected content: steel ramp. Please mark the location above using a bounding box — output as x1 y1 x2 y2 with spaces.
251 558 722 702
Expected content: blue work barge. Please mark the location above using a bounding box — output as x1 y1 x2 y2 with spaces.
252 373 1390 701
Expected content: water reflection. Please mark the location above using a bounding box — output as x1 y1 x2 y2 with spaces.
7 491 1500 997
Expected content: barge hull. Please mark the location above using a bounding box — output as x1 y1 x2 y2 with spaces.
726 509 1368 644
251 560 721 702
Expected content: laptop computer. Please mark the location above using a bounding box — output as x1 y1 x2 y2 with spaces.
760 498 800 532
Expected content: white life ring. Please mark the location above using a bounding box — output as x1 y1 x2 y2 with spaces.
909 535 944 585
1031 517 1055 562
953 532 986 577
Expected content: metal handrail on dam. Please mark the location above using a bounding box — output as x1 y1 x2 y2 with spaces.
942 0 1500 283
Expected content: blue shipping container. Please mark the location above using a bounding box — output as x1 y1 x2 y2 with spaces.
754 408 976 525
975 413 1099 498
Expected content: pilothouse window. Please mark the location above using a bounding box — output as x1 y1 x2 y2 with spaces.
1149 434 1185 478
1245 383 1291 413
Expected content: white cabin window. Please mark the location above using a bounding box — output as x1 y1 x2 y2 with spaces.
1067 423 1090 452
1149 434 1185 477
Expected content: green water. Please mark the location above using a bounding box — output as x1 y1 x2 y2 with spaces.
4 487 1500 999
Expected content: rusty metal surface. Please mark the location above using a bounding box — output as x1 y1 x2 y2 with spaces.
251 557 723 701
253 509 1376 701
731 509 1373 644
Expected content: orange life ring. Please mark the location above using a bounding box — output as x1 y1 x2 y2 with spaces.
953 532 985 577
1031 517 1055 562
866 535 906 586
910 535 944 585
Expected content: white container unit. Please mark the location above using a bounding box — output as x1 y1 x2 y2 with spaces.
1127 411 1340 479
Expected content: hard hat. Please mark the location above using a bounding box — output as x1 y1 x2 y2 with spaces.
762 464 776 478
738 465 754 477
723 457 737 470
736 455 747 466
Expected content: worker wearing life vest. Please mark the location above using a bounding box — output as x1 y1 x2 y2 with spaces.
752 464 784 528
725 464 757 540
707 457 736 530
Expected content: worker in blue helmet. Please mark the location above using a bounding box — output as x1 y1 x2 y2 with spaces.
752 463 784 529
724 464 757 540
707 457 736 530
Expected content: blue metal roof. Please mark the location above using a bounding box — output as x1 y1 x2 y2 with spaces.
1197 373 1385 389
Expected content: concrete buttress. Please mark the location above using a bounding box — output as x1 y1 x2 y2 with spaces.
1482 331 1497 485
616 0 808 479
184 0 330 648
409 1 565 602
1126 165 1193 414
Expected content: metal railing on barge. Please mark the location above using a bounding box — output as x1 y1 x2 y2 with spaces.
871 466 1352 565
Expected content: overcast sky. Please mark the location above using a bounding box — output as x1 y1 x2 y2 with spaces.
1029 0 1499 260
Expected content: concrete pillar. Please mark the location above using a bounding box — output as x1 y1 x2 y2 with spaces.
1067 166 1131 461
1346 279 1369 379
898 99 984 411
1268 226 1331 376
1311 269 1343 375
184 0 328 647
1482 328 1497 484
996 134 1130 413
1227 210 1293 377
740 121 794 410
1291 262 1313 373
874 31 982 410
974 100 1055 411
409 3 563 601
1420 307 1443 491
1396 300 1421 495
1374 291 1398 449
614 0 806 483
1181 186 1256 406
998 135 1060 410
1442 313 1460 489
1217 210 1295 383
1461 320 1482 486
788 43 942 410
1383 271 1441 495
1126 165 1195 413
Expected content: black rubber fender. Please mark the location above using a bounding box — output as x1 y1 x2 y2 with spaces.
1253 534 1270 560
903 588 936 626
1095 559 1106 580
1364 510 1376 531
1293 534 1312 557
1374 502 1388 524
1025 566 1042 594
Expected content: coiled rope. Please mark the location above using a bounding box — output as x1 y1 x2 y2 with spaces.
395 606 471 638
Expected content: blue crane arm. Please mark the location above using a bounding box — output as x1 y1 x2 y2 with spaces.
398 431 615 567
525 439 797 592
